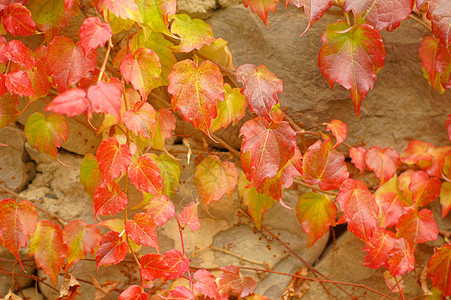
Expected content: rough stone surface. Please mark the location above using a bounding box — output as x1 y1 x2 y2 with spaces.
0 248 36 296
0 125 34 194
218 0 241 8
207 4 451 152
19 287 44 300
177 0 217 19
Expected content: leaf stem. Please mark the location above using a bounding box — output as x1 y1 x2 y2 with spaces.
98 38 113 83
293 178 338 196
174 214 194 294
408 13 432 32
208 245 268 267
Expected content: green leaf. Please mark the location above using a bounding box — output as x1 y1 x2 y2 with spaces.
210 83 247 133
153 153 180 198
136 0 175 35
296 192 336 247
80 153 103 199
171 14 215 53
24 112 68 160
197 38 235 71
27 0 65 40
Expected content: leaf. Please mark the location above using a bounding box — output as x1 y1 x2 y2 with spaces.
143 196 175 227
91 278 120 300
79 17 112 54
46 36 89 93
96 231 128 269
171 14 214 52
337 178 379 242
120 47 161 99
136 0 175 35
2 3 36 36
168 286 194 300
96 137 132 183
323 119 347 148
288 0 333 36
27 0 65 41
374 175 404 227
168 59 224 137
80 153 103 198
87 80 123 121
209 83 247 133
139 253 169 281
419 35 449 93
365 145 400 183
242 0 278 26
125 212 158 249
426 0 451 53
409 171 441 208
5 40 35 69
163 249 190 280
64 220 102 268
194 155 238 205
124 101 157 139
363 228 398 270
99 0 142 23
194 269 219 299
179 202 200 231
440 182 451 218
119 285 149 300
427 243 451 297
318 20 385 116
387 237 415 276
447 115 451 142
349 146 366 173
396 208 438 249
29 220 67 285
153 153 180 198
24 112 68 159
238 173 274 230
197 38 235 71
401 141 451 178
94 182 128 217
218 265 257 298
296 192 337 247
0 198 38 270
302 140 349 191
128 154 162 194
343 0 414 32
235 64 283 123
56 273 80 300
240 118 297 185
151 108 176 151
0 94 18 129
5 70 34 97
45 88 90 117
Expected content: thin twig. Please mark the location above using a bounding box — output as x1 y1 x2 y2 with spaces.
408 13 432 32
210 134 240 158
293 178 338 196
0 269 59 292
209 246 267 267
98 38 113 82
174 214 194 295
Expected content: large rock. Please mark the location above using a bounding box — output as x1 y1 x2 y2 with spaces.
207 4 451 151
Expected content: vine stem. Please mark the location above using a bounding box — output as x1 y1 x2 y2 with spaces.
0 184 70 224
97 38 113 83
293 178 338 196
174 214 194 295
408 13 432 32
208 246 267 267
0 268 59 292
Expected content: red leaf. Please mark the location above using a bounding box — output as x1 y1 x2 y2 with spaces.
337 178 379 242
343 0 413 32
125 212 158 249
296 192 337 247
45 88 90 117
139 253 169 281
409 171 441 208
119 285 148 300
441 182 451 218
120 47 161 99
87 80 123 120
396 208 438 249
288 0 333 36
374 176 404 227
447 115 451 142
194 270 219 299
96 137 132 183
323 119 347 148
419 35 448 93
5 70 34 97
363 228 398 269
143 196 175 227
64 220 101 268
0 199 38 270
168 286 194 300
128 154 162 194
96 231 128 269
94 182 128 217
46 36 89 93
124 101 157 139
240 118 297 185
235 64 283 123
99 0 140 22
318 21 385 116
242 0 278 26
218 265 257 298
426 0 451 53
79 17 112 54
29 220 67 285
427 243 451 296
350 146 366 173
179 201 200 231
5 40 35 69
302 140 349 191
387 238 415 276
194 155 238 205
163 249 190 280
2 3 36 36
365 145 400 183
168 59 224 137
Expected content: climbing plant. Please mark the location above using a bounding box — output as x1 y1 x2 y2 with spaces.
0 0 450 298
